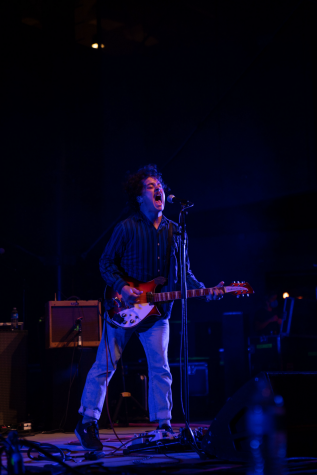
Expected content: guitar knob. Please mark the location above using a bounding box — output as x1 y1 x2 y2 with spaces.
123 321 127 324
122 314 127 317
130 319 135 324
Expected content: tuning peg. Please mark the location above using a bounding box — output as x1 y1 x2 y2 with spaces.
233 281 236 283
237 281 240 283
242 281 245 283
236 295 240 298
242 294 244 297
247 294 249 297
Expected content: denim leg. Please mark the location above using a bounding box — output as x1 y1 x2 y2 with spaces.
79 318 134 420
138 318 172 422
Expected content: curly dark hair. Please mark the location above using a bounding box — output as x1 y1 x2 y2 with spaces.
124 164 169 211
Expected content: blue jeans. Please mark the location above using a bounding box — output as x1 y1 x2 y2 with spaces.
79 315 173 422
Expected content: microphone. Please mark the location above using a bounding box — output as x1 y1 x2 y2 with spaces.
167 195 194 207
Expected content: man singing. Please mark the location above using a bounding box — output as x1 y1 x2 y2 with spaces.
75 164 224 450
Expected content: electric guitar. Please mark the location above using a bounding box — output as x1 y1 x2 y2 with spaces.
106 277 254 329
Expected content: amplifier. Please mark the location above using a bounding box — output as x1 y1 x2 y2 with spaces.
45 300 102 348
248 334 317 374
170 362 209 396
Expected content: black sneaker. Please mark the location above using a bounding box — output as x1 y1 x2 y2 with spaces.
156 423 174 434
75 419 103 451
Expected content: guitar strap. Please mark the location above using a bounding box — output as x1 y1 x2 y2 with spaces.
165 221 173 280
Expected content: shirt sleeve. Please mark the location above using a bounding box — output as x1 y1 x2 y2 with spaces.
99 222 129 294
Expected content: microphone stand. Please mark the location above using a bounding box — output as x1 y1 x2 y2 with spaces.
178 202 195 439
178 203 208 459
74 317 83 347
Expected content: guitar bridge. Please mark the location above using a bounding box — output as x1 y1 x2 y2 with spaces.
112 314 125 325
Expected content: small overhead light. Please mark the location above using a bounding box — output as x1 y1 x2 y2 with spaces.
283 292 290 299
91 43 104 49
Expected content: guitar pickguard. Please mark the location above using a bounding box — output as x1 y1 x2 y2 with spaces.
111 303 160 329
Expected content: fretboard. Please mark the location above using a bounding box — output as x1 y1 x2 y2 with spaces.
149 285 248 302
151 287 222 303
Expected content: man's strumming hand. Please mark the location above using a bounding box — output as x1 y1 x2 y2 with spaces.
121 285 143 305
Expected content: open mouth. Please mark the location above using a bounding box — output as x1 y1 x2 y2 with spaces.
155 194 163 204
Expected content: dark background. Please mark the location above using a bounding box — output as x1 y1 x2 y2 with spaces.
1 0 317 424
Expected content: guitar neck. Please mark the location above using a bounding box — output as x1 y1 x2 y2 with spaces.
151 286 232 303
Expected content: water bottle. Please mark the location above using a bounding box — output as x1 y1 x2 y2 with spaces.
11 308 19 330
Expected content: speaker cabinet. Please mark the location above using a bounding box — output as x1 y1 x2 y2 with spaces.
202 371 317 460
0 331 28 426
45 300 102 348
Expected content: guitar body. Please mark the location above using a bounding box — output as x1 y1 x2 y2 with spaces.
106 277 165 329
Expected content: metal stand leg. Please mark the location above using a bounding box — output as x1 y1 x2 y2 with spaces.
111 357 148 426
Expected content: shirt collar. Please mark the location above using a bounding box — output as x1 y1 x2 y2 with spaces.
135 210 168 227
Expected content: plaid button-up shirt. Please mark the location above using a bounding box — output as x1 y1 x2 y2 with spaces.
99 210 204 318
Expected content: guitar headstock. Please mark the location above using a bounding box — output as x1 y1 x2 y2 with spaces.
227 281 254 297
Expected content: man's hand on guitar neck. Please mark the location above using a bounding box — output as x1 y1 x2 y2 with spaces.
206 281 225 301
121 285 143 305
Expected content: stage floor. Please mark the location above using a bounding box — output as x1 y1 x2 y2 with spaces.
3 423 317 474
